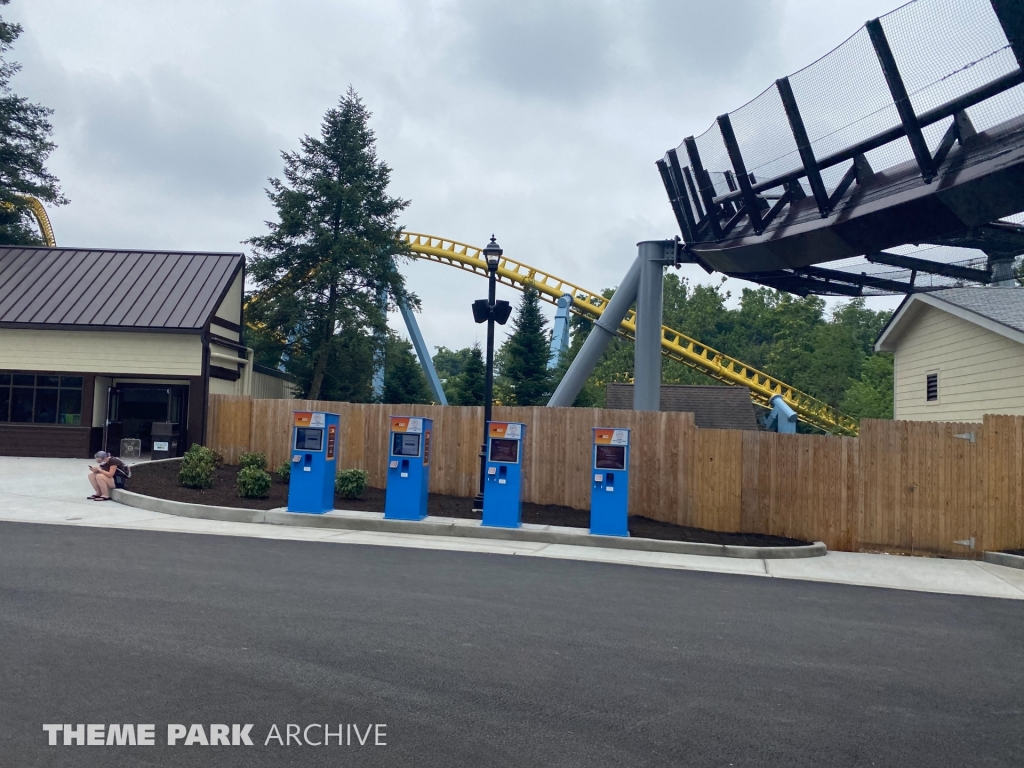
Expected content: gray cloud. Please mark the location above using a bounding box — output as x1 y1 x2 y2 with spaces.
5 0 903 350
447 0 779 106
60 67 282 200
448 0 618 103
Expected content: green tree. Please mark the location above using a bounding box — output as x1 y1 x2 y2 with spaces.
496 286 553 405
841 353 894 419
246 88 412 400
383 334 432 405
432 345 474 398
247 320 375 403
0 0 66 244
449 343 485 406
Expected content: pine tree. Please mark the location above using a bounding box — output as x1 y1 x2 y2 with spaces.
450 343 485 406
383 335 432 405
0 0 66 244
247 88 411 400
498 286 553 406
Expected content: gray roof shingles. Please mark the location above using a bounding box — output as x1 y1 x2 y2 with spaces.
0 246 243 331
606 383 760 430
927 287 1024 334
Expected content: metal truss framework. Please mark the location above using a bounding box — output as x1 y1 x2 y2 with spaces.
402 232 859 436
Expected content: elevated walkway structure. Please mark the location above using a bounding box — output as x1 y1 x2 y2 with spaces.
658 0 1024 295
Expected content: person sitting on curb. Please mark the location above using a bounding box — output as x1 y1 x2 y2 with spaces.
87 451 124 501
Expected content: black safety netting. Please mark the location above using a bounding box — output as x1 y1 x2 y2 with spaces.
669 0 1024 258
813 211 1024 294
726 83 801 191
823 245 991 295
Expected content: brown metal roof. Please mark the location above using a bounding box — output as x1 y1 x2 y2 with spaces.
0 246 244 331
606 383 760 431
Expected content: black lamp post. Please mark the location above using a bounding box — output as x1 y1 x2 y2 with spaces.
472 235 511 512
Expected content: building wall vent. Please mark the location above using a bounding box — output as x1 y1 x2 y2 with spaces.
926 372 938 402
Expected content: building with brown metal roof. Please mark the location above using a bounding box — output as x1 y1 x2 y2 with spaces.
0 246 290 458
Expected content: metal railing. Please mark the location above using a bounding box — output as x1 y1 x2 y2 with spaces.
660 0 1024 248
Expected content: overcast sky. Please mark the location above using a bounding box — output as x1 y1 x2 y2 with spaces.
8 0 903 354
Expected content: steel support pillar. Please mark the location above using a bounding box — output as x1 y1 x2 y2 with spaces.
633 241 672 411
547 252 643 407
765 394 798 433
547 293 573 369
398 299 449 405
988 255 1017 287
371 289 387 401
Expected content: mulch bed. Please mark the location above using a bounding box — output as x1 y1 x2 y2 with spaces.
128 459 810 548
1003 550 1024 557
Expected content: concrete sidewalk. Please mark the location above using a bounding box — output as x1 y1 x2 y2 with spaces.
2 457 1024 600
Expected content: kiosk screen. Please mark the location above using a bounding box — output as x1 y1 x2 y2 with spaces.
392 433 421 457
295 427 324 451
489 438 519 463
595 445 626 470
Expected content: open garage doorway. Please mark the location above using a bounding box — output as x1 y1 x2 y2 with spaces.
104 383 189 458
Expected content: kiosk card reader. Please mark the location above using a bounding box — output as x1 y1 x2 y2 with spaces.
482 421 527 529
287 410 340 514
384 416 433 521
590 428 630 536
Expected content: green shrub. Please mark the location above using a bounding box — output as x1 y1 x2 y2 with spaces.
237 466 272 499
275 461 291 484
335 468 369 499
179 444 216 489
239 452 268 471
210 449 225 467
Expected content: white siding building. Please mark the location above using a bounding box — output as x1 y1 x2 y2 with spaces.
875 287 1024 422
0 246 292 458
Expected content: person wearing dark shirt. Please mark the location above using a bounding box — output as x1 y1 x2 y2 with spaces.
87 451 124 501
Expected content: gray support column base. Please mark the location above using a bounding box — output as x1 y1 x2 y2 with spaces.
989 256 1017 287
633 241 674 411
547 253 644 407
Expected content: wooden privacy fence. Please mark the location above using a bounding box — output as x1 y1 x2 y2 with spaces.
207 395 1024 558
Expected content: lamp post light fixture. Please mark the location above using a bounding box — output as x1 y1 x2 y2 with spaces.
472 235 512 513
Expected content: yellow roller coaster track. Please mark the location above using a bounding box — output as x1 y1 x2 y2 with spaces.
1 195 56 247
402 232 859 436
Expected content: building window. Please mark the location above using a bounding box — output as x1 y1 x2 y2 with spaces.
0 373 84 425
926 372 938 402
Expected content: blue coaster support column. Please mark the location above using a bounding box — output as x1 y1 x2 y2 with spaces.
384 416 433 521
482 421 526 529
287 411 340 514
590 428 630 537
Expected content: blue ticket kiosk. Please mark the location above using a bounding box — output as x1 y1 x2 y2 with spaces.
482 421 526 529
287 410 340 514
590 428 630 536
384 416 433 521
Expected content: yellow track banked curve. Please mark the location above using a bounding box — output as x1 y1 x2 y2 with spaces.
403 232 859 436
1 195 56 247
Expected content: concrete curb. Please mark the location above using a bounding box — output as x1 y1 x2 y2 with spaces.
984 551 1024 570
111 489 826 560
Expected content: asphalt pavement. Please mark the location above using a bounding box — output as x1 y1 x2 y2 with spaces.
1 521 1022 767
